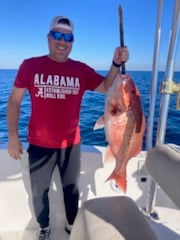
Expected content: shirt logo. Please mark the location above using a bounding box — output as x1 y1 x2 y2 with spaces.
34 73 80 99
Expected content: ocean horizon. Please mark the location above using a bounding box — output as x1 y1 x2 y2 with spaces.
0 69 180 149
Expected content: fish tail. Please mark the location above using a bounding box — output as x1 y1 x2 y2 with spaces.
106 172 127 193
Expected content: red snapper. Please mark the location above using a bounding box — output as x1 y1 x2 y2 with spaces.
94 73 145 192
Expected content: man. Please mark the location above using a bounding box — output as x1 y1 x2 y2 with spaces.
7 16 129 240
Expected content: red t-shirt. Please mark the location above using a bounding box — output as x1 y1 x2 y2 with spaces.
14 56 104 148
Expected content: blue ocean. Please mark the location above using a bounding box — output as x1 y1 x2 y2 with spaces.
0 69 180 149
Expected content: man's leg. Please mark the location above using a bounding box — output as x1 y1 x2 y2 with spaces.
58 143 81 226
28 144 57 228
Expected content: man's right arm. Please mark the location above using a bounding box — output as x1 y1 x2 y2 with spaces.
7 86 26 160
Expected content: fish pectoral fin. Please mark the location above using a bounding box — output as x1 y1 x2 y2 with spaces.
106 172 127 193
93 115 105 130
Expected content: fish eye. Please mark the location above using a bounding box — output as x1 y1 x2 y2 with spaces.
111 106 123 116
111 109 118 115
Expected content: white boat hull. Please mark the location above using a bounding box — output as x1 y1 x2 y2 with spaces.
0 145 179 239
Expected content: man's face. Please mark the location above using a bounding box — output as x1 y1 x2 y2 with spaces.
48 28 73 62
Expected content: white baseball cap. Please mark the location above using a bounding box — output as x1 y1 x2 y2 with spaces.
50 16 74 32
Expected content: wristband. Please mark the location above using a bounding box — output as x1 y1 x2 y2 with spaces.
112 60 121 68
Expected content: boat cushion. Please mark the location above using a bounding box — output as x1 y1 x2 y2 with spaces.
145 144 180 208
70 196 158 240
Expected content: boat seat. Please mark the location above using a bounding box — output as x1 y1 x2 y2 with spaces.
70 144 179 240
69 196 158 240
145 144 180 208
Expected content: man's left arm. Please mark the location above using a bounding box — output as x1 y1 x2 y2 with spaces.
95 46 129 93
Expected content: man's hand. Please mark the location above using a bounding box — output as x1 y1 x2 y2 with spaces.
113 46 129 66
8 136 23 160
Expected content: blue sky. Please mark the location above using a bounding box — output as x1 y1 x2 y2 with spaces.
0 0 179 70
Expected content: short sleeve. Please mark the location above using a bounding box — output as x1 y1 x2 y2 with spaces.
14 60 31 89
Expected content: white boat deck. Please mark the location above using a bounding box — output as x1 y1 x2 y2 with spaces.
0 144 180 240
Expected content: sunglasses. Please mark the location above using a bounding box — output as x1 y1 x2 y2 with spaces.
49 31 74 42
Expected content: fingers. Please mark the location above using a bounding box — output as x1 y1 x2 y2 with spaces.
113 46 129 65
119 46 129 61
8 149 23 160
8 138 23 160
